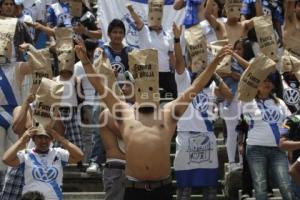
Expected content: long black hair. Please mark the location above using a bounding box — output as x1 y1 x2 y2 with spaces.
233 38 255 61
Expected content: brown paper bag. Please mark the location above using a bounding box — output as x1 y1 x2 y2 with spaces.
285 35 300 59
148 0 164 27
225 0 242 19
290 54 300 82
184 24 208 72
55 28 75 73
27 46 53 90
210 40 232 74
129 49 159 107
33 78 64 127
238 54 276 102
281 50 293 73
94 52 124 98
70 0 82 17
0 17 18 64
253 16 278 61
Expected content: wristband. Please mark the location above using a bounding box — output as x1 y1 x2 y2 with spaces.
174 38 180 43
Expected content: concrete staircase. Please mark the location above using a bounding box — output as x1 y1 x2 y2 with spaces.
62 117 283 200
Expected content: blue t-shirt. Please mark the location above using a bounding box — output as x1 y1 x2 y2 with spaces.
183 0 203 28
241 0 283 24
47 2 71 27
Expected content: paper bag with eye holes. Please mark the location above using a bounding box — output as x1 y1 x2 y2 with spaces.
0 17 18 64
27 45 52 91
94 51 124 98
55 28 75 73
184 23 208 73
148 0 164 27
225 0 242 19
238 54 276 102
210 40 232 74
253 15 278 61
129 49 159 107
33 78 64 127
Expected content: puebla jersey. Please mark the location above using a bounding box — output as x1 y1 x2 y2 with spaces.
174 70 218 187
175 69 217 133
17 148 69 200
242 98 290 146
282 76 300 113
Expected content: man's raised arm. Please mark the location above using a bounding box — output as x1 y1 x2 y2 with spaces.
74 45 126 115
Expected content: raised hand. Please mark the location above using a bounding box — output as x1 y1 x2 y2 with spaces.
215 44 233 60
127 4 134 13
21 127 37 143
74 44 88 63
172 22 182 39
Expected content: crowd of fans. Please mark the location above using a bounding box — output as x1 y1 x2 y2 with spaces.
0 0 300 200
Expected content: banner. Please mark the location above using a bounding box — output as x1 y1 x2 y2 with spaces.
97 0 184 47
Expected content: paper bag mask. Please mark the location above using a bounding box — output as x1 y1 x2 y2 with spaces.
184 24 208 72
0 17 18 64
290 54 300 82
253 16 278 61
148 0 164 27
238 54 276 102
225 0 242 19
33 78 64 127
27 45 53 91
94 52 124 98
55 28 75 73
281 50 293 73
70 0 82 17
285 35 300 59
129 49 159 107
210 40 232 74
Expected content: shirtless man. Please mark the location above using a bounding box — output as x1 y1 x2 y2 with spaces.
204 0 254 45
283 0 300 47
99 71 135 200
75 37 230 199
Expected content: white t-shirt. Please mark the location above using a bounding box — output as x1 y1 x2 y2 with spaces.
138 25 174 72
73 61 96 104
242 98 291 147
17 148 69 200
175 69 217 132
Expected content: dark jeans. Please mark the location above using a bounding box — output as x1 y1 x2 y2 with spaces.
124 183 172 200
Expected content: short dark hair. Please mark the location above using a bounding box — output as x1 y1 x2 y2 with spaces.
107 19 126 34
0 0 15 7
21 191 45 200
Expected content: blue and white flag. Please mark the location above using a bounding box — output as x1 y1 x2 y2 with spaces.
97 0 184 47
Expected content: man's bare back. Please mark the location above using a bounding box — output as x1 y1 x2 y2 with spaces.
283 1 300 47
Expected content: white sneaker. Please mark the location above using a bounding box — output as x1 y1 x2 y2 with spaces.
86 162 100 174
228 162 242 172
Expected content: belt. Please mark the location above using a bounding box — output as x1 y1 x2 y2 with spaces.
125 176 172 191
104 162 125 170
